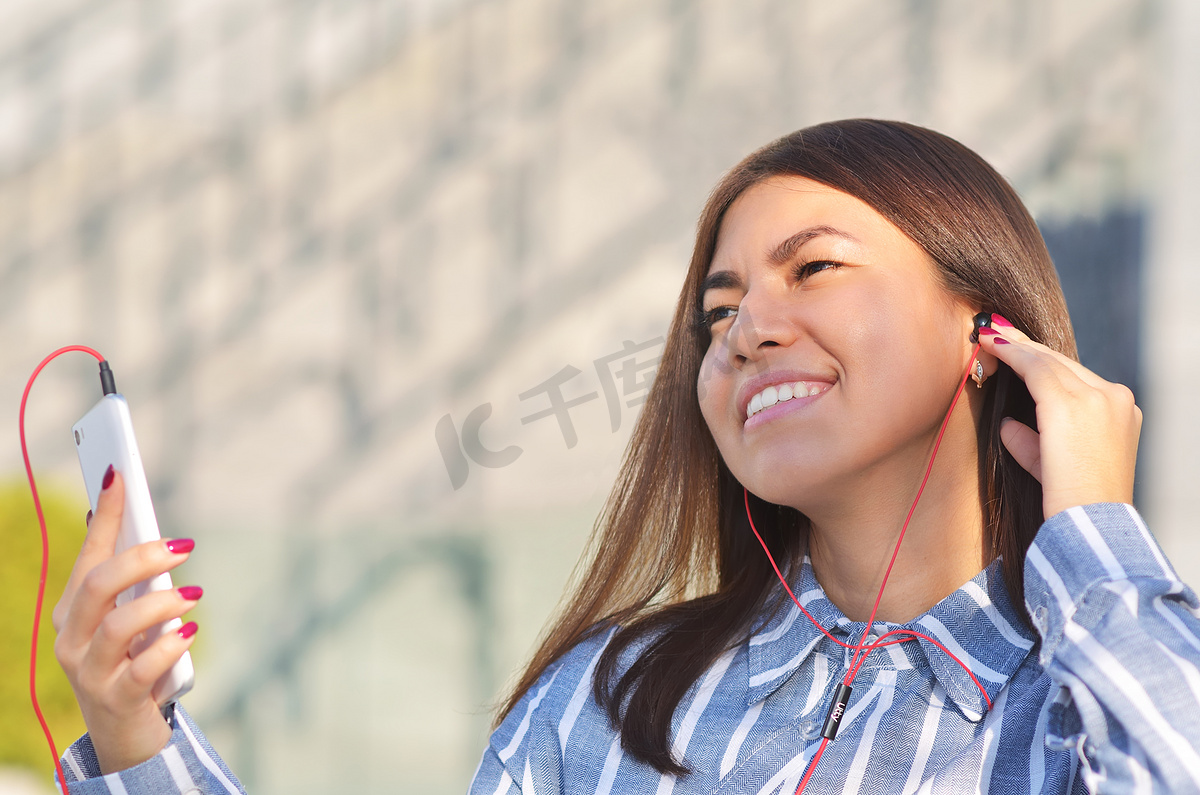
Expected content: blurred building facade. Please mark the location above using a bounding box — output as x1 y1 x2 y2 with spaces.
1 0 1196 792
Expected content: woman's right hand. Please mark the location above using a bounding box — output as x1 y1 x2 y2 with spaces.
51 467 201 775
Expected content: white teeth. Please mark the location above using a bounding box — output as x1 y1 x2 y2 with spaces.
746 381 827 419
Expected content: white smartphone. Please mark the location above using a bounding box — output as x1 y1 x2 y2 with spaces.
73 393 195 706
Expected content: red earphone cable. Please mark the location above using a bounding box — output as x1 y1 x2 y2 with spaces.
745 491 993 704
840 338 979 682
21 345 107 794
744 343 987 794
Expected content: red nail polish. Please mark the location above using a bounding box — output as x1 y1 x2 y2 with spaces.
994 338 1011 345
178 621 199 640
165 538 195 555
178 586 204 601
85 510 93 524
991 314 1015 328
978 327 1001 337
101 465 115 490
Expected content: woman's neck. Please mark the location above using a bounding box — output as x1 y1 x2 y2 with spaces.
800 426 987 625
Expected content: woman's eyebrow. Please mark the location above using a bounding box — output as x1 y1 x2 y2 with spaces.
768 225 858 265
698 270 744 304
699 225 857 303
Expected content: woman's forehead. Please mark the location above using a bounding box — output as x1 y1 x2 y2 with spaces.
707 176 907 274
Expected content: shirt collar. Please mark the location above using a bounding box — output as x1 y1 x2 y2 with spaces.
746 556 1037 721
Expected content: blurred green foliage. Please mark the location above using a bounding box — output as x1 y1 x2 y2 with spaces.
0 479 88 772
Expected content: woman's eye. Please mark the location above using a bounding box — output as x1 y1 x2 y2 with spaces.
699 305 738 330
794 260 842 280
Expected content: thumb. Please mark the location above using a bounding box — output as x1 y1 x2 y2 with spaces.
1000 418 1042 483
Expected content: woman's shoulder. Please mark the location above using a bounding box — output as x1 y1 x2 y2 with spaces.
489 626 620 760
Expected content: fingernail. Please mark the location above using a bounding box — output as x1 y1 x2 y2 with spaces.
165 538 195 555
994 338 1011 345
178 586 204 601
978 327 1001 337
85 510 93 524
991 314 1014 328
101 465 115 490
178 621 198 640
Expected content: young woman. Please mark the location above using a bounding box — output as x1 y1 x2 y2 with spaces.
53 120 1200 794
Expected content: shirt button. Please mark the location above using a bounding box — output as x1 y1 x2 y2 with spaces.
799 720 817 738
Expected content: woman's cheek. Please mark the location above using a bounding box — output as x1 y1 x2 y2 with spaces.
696 345 720 404
697 350 733 436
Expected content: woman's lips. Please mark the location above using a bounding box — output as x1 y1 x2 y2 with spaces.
742 381 833 429
736 371 837 420
745 380 834 419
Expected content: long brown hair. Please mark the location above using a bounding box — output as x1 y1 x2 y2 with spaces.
498 119 1076 775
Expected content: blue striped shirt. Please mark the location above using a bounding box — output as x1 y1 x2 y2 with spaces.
59 504 1200 793
469 504 1200 794
62 703 244 794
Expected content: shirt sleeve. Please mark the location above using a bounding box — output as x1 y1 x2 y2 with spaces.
1024 502 1200 793
59 703 246 795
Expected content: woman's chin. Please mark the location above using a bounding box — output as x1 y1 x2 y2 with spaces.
739 463 839 513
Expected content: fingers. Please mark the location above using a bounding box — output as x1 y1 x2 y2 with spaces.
85 587 202 674
980 316 1107 391
981 315 1141 422
124 620 198 698
999 418 1042 483
82 467 125 560
61 538 194 646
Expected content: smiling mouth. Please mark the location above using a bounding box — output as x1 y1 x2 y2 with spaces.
745 381 833 420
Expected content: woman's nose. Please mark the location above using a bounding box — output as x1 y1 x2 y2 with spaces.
726 287 799 367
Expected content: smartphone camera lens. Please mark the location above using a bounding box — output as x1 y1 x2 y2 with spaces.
74 430 81 445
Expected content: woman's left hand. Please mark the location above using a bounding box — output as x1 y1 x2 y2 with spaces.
978 314 1142 520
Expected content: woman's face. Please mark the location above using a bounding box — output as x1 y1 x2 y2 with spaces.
697 176 980 512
